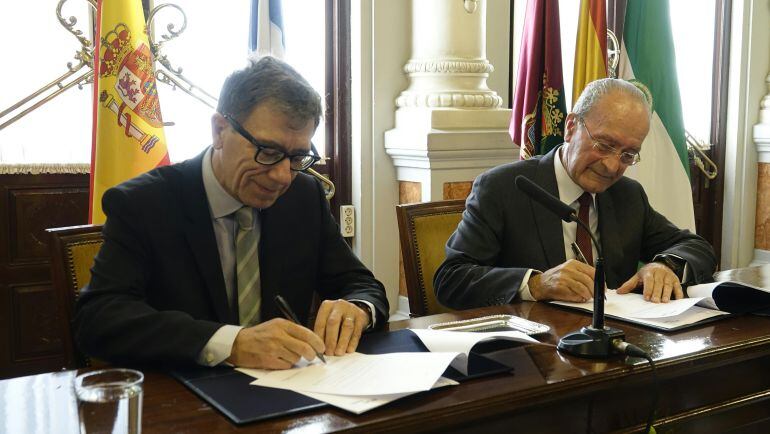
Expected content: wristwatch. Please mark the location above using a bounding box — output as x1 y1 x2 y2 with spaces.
653 254 686 282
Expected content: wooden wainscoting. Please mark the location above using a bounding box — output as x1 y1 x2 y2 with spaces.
0 172 89 379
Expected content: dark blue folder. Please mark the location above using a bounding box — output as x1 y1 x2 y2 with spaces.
171 328 516 425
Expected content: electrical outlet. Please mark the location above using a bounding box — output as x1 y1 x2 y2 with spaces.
340 205 355 237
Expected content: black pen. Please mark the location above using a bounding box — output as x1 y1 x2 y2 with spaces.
274 295 327 364
570 242 589 264
570 242 606 301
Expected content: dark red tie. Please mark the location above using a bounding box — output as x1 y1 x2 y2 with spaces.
576 192 594 265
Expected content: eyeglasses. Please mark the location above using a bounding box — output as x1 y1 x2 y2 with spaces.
223 113 322 171
578 117 641 166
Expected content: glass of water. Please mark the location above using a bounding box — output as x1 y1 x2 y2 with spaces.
74 369 143 434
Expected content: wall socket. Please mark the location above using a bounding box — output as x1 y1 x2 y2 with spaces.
340 205 355 237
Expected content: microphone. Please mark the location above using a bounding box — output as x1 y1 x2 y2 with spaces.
514 175 623 358
514 176 577 223
515 176 604 259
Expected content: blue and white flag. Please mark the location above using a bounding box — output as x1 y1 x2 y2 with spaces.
249 0 285 59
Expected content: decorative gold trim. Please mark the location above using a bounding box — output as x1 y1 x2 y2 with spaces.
0 163 90 175
65 239 102 298
409 210 461 315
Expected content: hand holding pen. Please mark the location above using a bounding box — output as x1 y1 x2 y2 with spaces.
571 242 606 300
274 295 327 364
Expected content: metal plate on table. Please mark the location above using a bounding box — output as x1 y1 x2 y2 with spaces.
428 314 550 336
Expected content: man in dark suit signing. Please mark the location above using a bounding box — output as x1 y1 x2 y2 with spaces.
434 78 716 309
75 57 388 369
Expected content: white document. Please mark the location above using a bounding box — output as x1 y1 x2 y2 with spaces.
551 290 729 330
409 328 540 375
246 352 460 396
621 305 728 329
237 367 458 414
292 377 458 414
554 290 704 318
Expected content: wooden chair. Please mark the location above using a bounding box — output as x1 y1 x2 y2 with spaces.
47 224 103 369
396 200 466 317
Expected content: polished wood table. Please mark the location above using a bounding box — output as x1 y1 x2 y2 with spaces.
3 299 770 433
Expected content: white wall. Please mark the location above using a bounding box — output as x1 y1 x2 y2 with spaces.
352 0 409 314
353 0 511 314
486 0 511 108
721 0 770 268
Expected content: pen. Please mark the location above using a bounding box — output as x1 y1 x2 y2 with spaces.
570 242 589 264
570 242 606 300
274 295 327 364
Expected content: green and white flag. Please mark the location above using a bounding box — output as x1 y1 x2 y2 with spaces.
618 0 696 232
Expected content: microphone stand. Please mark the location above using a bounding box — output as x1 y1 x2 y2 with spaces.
556 217 625 358
513 175 624 358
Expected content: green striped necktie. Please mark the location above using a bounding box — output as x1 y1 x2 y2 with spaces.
235 206 261 326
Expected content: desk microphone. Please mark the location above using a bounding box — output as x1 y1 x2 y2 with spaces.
514 175 624 358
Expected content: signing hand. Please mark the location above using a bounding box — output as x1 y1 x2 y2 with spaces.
314 299 370 356
529 259 596 302
616 262 684 303
226 318 325 369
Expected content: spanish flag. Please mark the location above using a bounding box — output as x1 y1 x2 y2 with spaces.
90 0 170 224
572 0 607 105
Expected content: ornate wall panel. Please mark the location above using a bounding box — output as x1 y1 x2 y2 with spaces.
0 173 89 379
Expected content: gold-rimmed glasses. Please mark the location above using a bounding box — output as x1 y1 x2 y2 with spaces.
578 117 641 166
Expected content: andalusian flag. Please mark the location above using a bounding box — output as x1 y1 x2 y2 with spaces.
618 0 695 231
510 0 567 159
572 0 607 104
90 0 170 223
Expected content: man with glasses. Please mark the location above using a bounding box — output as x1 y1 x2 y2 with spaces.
434 78 715 308
75 57 388 369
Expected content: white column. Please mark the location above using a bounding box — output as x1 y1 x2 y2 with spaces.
385 0 515 204
752 72 770 265
721 0 770 269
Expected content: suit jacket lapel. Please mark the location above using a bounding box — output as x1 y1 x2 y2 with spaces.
532 147 566 268
597 191 622 288
178 151 234 324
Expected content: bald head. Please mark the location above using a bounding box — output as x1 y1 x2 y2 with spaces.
572 78 652 121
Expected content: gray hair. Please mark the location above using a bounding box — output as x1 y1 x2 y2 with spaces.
572 78 651 119
217 56 323 128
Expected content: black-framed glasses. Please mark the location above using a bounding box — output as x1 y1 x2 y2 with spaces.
578 117 641 166
223 113 322 171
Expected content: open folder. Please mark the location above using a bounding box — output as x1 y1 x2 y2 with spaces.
551 279 770 331
171 328 531 424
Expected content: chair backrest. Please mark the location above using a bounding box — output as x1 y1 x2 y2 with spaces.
396 200 465 317
47 224 103 369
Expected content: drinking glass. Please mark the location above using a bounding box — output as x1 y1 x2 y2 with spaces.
74 368 143 434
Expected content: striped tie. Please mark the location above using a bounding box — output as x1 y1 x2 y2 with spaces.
235 206 261 326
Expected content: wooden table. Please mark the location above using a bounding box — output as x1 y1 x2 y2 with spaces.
3 300 770 433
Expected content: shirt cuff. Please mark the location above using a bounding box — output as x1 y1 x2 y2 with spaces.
197 324 243 367
517 269 539 301
349 299 376 330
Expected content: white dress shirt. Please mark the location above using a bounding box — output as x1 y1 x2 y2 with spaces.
197 147 247 366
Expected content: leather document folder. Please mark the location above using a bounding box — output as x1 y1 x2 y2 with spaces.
171 328 514 425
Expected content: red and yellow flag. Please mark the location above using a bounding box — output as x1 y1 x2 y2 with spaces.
572 0 608 105
90 0 170 223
